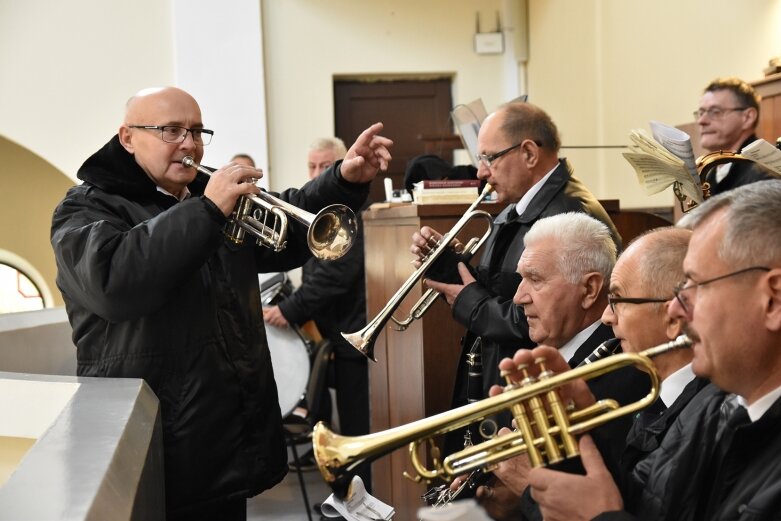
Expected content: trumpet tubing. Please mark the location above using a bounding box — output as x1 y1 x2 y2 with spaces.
313 335 692 499
182 156 357 260
341 184 495 361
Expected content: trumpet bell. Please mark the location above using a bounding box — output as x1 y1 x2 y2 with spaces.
308 205 358 260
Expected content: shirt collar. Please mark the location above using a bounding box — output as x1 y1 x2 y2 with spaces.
156 185 191 201
514 163 558 216
659 363 695 408
737 384 781 423
559 320 602 364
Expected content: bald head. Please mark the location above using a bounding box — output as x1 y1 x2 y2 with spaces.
124 87 201 126
624 227 691 296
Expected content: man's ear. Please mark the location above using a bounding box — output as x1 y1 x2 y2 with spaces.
581 272 604 309
118 125 135 154
763 269 781 332
663 301 684 339
520 139 539 168
741 107 758 131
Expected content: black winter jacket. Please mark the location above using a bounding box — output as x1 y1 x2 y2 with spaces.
597 384 781 521
50 136 369 518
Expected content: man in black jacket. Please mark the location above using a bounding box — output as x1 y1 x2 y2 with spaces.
522 180 781 521
410 101 620 453
263 137 371 489
50 87 392 521
600 227 708 488
696 77 775 195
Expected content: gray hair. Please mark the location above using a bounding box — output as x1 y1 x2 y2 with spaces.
677 179 781 267
524 212 616 283
309 137 347 160
627 227 691 298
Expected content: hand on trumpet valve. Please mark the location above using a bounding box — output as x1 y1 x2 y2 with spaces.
410 226 465 267
203 162 263 217
490 345 595 411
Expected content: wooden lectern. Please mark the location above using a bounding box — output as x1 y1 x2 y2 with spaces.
362 202 500 520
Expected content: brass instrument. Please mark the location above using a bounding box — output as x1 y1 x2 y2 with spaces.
313 334 692 499
341 184 495 360
676 150 775 212
182 156 357 260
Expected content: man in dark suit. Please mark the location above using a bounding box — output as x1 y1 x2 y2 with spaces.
696 77 775 195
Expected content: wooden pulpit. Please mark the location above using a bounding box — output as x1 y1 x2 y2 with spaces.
361 202 500 520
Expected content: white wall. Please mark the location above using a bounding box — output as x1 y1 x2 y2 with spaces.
0 0 174 181
527 0 781 207
171 0 269 184
261 0 510 191
2 0 780 201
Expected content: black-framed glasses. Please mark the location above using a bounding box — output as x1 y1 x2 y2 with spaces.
607 294 670 314
128 125 214 145
476 142 523 169
673 266 771 313
692 107 749 120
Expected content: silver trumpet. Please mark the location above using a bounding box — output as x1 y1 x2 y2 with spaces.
182 156 357 260
341 184 495 361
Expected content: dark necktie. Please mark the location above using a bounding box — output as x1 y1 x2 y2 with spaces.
697 397 751 520
489 207 520 272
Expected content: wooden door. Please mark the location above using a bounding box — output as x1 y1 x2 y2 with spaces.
334 78 454 203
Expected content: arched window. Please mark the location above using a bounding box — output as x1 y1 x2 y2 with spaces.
0 251 52 314
0 263 44 313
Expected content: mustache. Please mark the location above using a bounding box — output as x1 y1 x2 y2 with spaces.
682 323 700 343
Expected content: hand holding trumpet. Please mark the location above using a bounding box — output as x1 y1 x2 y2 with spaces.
203 162 263 217
488 346 623 521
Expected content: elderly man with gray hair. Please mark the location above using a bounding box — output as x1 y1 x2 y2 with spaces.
475 212 647 520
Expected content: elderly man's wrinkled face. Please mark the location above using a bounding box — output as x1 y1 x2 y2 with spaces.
513 237 586 347
120 87 205 196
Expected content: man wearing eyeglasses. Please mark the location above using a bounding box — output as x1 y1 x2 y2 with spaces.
50 86 392 521
695 77 775 195
410 102 620 456
515 180 781 521
601 227 708 494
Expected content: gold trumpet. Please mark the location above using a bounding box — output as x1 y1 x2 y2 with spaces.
313 334 692 499
341 184 495 361
182 156 357 260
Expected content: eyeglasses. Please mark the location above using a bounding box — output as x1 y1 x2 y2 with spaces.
692 107 749 120
128 125 214 145
476 142 523 169
607 294 670 314
673 266 770 314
